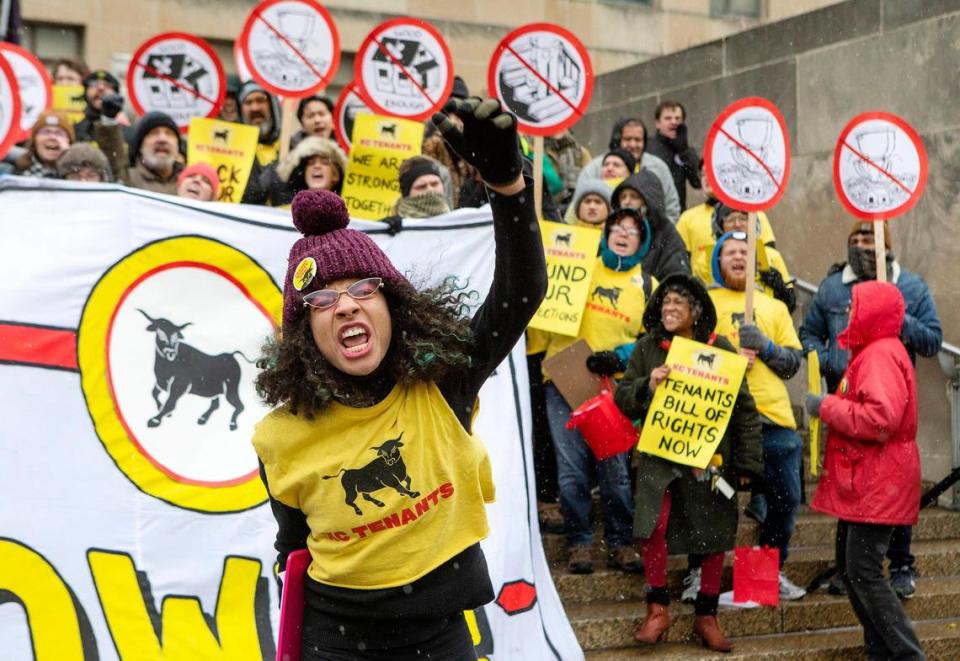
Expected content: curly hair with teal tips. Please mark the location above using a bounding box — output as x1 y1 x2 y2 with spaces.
256 277 479 417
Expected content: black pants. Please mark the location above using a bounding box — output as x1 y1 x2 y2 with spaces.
528 352 558 502
836 520 925 660
887 525 915 570
301 613 477 660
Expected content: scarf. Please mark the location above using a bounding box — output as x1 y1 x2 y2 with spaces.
599 216 651 271
393 192 451 219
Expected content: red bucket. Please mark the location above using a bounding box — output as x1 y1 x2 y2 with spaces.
566 377 639 461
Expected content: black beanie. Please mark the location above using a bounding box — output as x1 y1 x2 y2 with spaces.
399 157 442 197
82 69 120 91
603 149 637 176
129 112 181 166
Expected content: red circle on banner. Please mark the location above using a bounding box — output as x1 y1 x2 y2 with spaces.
333 81 370 152
0 42 53 142
126 32 226 133
704 97 791 212
833 111 927 221
238 0 340 98
354 17 453 121
487 23 594 137
0 54 22 160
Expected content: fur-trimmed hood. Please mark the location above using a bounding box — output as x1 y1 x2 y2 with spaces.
277 136 347 184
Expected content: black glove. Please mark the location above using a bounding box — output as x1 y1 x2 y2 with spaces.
586 351 622 376
100 94 124 120
738 324 770 353
673 123 689 152
431 97 523 187
805 393 826 417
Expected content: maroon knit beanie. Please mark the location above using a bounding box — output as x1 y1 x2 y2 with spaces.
282 190 411 327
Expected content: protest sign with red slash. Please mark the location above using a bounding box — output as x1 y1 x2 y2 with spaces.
0 54 22 160
127 33 226 133
0 42 52 143
833 111 927 282
487 23 593 137
334 80 370 153
354 18 453 122
704 97 791 325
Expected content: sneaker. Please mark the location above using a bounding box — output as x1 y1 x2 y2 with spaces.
567 545 594 574
890 566 916 599
779 572 806 600
744 493 768 524
607 546 643 574
681 567 701 603
827 571 847 596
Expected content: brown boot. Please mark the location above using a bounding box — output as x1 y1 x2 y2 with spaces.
567 545 594 574
634 601 670 644
694 615 732 653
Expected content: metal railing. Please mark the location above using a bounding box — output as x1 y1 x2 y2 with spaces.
794 278 960 509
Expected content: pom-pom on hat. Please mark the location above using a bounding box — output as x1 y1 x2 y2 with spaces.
282 190 411 327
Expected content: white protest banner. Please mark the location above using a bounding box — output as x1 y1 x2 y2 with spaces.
833 111 927 221
0 42 52 142
0 177 583 661
0 53 21 159
487 23 594 137
126 32 226 132
355 18 453 121
238 0 340 98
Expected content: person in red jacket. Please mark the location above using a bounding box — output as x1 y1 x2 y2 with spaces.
806 280 926 660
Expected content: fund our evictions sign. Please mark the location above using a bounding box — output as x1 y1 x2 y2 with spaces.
340 112 424 220
187 117 260 203
0 178 581 661
638 336 748 469
528 221 601 337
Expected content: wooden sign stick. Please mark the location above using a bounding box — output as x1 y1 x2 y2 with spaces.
744 211 758 325
533 134 544 220
874 219 887 282
278 97 297 163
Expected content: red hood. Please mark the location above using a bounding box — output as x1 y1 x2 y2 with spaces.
838 280 904 351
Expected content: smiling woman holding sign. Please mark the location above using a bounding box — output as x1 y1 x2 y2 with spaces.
614 273 762 652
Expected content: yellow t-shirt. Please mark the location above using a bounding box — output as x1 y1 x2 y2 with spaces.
252 381 494 589
709 286 800 429
676 203 777 285
256 140 280 167
542 258 656 366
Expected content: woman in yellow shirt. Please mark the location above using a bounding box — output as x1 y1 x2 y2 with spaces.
253 99 546 660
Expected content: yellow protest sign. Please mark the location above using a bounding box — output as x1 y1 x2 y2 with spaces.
52 85 86 124
187 118 259 203
637 336 748 469
341 113 424 220
807 350 822 476
528 221 602 337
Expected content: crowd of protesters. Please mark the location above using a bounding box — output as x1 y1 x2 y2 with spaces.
0 52 944 660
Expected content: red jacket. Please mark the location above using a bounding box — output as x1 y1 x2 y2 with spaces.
811 280 920 526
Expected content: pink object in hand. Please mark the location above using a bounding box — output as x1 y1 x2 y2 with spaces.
277 549 310 661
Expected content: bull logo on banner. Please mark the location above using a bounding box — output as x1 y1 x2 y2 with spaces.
77 235 282 513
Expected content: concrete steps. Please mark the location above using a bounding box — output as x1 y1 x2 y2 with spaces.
584 619 960 660
554 536 960 605
569 576 960 651
545 506 960 657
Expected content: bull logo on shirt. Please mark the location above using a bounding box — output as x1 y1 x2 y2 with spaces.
592 285 622 309
322 432 420 516
730 312 745 329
